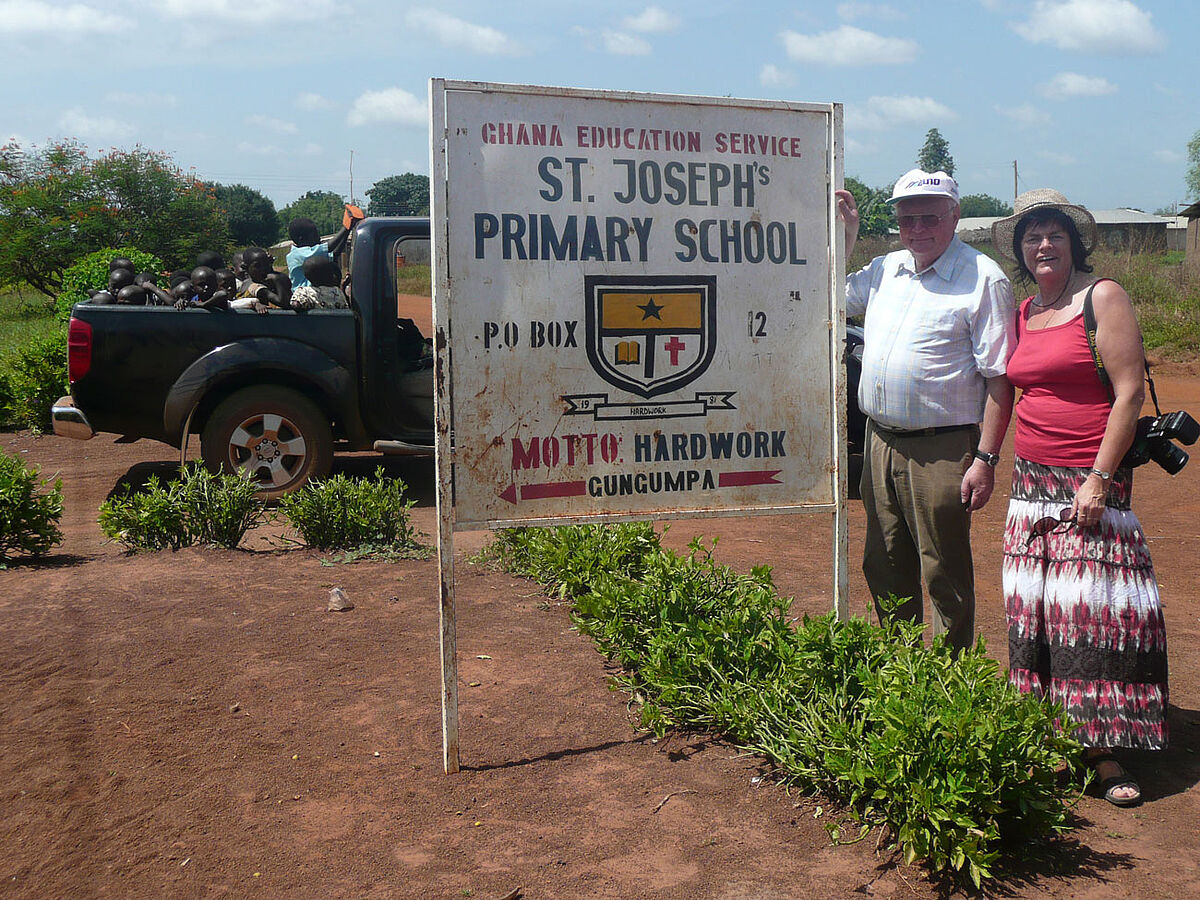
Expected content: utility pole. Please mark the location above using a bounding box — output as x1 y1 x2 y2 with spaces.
1013 160 1018 204
348 150 355 204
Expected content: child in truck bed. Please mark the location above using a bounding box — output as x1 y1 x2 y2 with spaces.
286 211 359 288
289 255 348 310
231 247 291 311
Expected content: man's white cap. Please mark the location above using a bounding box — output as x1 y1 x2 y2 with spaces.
888 168 959 204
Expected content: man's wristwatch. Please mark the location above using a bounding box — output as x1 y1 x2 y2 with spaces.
974 450 1000 467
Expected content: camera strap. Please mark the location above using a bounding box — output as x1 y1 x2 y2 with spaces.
1082 279 1160 415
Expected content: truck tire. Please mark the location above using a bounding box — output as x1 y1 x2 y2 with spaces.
201 386 333 499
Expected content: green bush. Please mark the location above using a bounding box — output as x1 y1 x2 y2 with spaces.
56 247 164 319
0 328 67 432
177 465 266 548
0 448 63 561
483 525 1082 888
279 467 420 552
99 464 266 551
99 473 189 550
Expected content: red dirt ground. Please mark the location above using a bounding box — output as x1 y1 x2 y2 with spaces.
3 375 1200 899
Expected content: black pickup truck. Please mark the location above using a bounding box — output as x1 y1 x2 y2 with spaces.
52 217 437 497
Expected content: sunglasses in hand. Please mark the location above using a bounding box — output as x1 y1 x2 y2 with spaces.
1024 507 1075 548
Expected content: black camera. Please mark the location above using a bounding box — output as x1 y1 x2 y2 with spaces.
1122 411 1200 475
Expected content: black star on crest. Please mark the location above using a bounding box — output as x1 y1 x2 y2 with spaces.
638 298 664 320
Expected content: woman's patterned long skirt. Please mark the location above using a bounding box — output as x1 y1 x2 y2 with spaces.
1002 457 1168 749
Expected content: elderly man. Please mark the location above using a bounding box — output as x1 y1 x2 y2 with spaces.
835 169 1015 651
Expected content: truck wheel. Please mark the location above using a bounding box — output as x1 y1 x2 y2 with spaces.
201 386 333 499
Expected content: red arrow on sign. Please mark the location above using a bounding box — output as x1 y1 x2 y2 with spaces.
499 480 588 504
718 469 782 487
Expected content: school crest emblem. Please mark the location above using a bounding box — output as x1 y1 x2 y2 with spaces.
584 275 717 399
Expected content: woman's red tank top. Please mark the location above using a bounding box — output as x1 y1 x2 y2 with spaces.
1006 294 1112 466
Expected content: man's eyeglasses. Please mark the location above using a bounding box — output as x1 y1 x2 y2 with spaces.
897 212 952 230
1024 507 1075 548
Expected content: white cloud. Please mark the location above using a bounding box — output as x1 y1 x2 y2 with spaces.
58 108 135 140
0 1 131 35
1154 149 1183 164
782 25 917 65
1039 150 1077 165
404 8 521 55
347 87 426 127
104 91 177 107
150 0 336 24
996 103 1052 126
624 6 680 33
296 93 333 111
302 143 323 156
1039 72 1117 97
602 30 651 55
846 95 954 130
246 114 299 135
759 64 791 87
836 3 904 21
1012 0 1164 54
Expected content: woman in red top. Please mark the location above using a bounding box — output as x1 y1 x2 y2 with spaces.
994 189 1166 807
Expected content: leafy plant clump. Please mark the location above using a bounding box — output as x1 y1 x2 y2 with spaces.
0 328 67 431
0 447 63 561
99 463 266 551
56 247 164 319
484 524 1083 887
278 467 423 554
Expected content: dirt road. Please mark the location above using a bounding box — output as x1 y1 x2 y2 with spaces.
3 375 1200 899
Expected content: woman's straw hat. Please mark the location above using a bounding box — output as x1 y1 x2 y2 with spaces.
992 188 1098 259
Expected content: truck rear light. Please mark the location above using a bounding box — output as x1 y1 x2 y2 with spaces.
68 317 92 383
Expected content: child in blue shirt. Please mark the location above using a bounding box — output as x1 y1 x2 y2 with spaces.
286 209 360 288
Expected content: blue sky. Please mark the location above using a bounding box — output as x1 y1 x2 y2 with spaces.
1 0 1195 213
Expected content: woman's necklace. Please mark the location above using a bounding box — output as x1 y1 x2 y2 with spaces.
1030 273 1074 309
1029 273 1077 328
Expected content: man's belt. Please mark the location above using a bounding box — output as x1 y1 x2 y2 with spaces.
870 421 974 437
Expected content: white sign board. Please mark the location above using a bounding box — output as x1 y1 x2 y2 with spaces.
429 80 846 772
432 81 845 530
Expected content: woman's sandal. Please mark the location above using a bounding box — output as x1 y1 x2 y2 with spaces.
1088 752 1142 807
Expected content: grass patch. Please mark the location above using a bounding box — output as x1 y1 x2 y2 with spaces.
0 286 60 361
0 285 66 431
479 524 1084 888
395 263 431 296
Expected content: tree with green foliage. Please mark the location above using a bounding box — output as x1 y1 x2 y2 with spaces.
1187 129 1200 200
917 128 954 176
1 141 119 296
212 183 281 247
279 190 345 239
959 194 1013 217
366 173 430 217
844 175 895 236
0 140 228 297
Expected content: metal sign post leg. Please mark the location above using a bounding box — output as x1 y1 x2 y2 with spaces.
437 520 459 774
